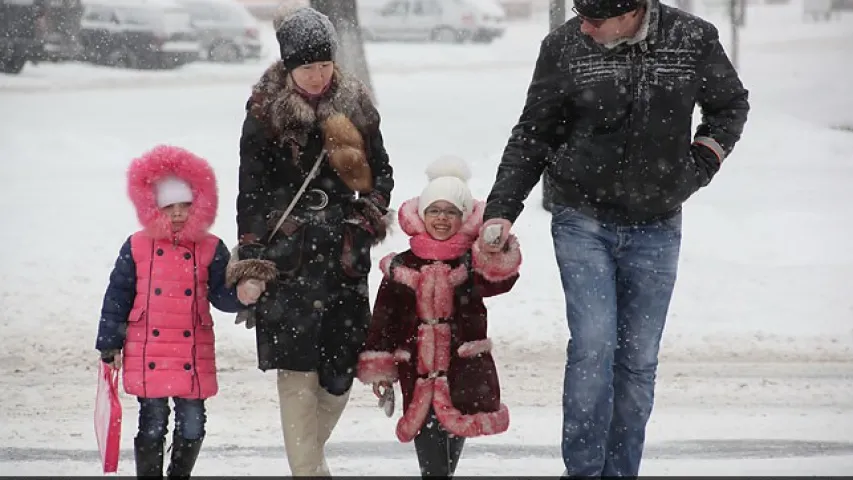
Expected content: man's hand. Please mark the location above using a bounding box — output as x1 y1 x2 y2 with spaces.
478 218 513 253
237 278 265 305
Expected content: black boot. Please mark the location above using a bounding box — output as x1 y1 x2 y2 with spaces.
134 436 164 478
166 434 204 478
414 409 466 477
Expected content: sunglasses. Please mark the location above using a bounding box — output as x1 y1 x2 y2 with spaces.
572 6 609 27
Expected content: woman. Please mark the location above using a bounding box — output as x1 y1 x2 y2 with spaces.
226 6 394 477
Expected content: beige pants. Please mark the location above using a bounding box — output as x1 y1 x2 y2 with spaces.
276 370 350 477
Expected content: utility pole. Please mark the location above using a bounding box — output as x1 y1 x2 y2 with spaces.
729 0 746 69
542 0 566 211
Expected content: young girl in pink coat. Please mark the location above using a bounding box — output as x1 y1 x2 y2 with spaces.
357 157 523 477
95 145 272 477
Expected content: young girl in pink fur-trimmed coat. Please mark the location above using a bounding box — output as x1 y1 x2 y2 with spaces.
356 156 522 477
95 145 272 478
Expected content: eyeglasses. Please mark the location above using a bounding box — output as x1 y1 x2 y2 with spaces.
572 6 608 27
424 207 462 219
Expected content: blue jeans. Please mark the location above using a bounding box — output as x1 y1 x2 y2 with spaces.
551 206 681 477
137 397 207 442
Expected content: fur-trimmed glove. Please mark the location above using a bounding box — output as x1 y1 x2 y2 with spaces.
225 243 278 289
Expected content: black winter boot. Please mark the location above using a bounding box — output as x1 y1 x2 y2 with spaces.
134 436 164 478
166 434 204 478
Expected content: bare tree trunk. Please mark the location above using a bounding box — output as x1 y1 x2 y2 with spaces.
310 0 375 101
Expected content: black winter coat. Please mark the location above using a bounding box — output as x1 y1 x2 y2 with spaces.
484 0 749 225
232 62 394 394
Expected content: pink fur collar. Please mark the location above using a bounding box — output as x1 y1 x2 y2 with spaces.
126 145 218 243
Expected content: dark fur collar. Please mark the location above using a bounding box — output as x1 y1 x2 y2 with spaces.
248 60 380 146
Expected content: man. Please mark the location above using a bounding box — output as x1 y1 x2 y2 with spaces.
478 0 749 476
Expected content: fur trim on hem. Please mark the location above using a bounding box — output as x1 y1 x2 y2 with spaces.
432 377 509 438
394 377 510 442
472 234 522 282
357 351 398 384
457 338 493 358
225 258 278 287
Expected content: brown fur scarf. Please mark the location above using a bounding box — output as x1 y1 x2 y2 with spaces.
247 62 380 193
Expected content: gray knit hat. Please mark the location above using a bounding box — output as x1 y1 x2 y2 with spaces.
574 0 641 18
273 6 338 70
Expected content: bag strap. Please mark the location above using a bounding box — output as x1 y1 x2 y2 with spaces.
267 150 328 244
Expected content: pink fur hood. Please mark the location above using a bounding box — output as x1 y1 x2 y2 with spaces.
397 196 485 237
126 145 218 242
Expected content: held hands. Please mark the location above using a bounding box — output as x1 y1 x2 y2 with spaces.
237 278 266 305
478 218 513 253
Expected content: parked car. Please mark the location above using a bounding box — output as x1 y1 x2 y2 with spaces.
236 0 305 20
78 0 200 69
360 0 507 44
0 0 84 74
175 0 262 62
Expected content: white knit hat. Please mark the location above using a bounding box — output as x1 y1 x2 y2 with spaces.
418 156 474 220
155 175 194 208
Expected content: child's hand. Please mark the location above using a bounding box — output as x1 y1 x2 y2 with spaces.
373 381 394 417
101 349 122 370
237 279 265 305
372 380 392 399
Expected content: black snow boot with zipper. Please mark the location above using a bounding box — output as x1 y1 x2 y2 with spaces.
166 434 204 478
134 436 165 478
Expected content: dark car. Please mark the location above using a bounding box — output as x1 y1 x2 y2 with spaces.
78 0 200 69
0 0 84 74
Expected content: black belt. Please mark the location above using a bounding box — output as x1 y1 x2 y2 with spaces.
300 188 353 211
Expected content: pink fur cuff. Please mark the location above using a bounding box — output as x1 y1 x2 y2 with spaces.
457 338 493 358
357 350 398 384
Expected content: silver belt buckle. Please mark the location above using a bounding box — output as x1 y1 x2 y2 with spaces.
306 188 329 211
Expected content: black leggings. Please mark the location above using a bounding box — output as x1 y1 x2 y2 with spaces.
413 408 465 477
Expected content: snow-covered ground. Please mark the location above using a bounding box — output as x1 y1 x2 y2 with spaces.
1 0 852 475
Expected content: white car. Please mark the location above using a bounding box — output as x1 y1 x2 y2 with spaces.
360 0 507 44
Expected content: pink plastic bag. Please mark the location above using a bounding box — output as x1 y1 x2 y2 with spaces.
94 362 122 474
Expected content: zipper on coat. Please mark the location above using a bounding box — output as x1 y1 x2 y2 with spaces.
190 243 201 397
141 238 156 398
621 44 647 200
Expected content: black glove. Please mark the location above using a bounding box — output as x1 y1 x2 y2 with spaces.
237 241 266 261
690 142 722 187
100 349 119 363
